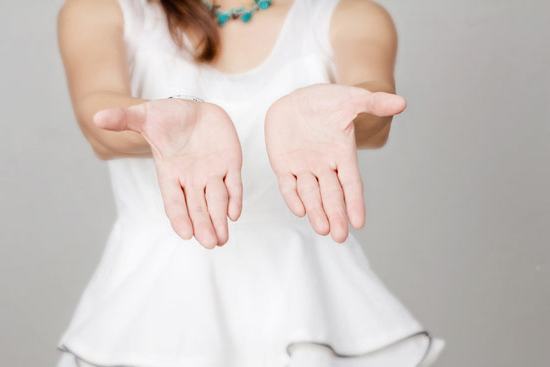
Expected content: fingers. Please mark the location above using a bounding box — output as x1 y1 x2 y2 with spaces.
157 171 193 240
277 173 305 217
350 88 407 117
317 170 350 243
296 172 330 235
205 178 229 246
336 159 366 229
184 184 219 249
93 103 148 132
224 169 243 221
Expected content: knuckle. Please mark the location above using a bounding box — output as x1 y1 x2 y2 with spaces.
188 179 205 190
165 196 183 208
329 210 347 223
229 181 242 191
279 183 296 195
190 205 205 215
340 178 361 189
207 191 228 202
227 184 242 197
298 184 318 195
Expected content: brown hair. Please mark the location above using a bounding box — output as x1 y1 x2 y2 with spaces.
157 0 220 62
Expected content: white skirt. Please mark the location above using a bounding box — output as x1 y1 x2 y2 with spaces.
57 332 444 367
57 214 445 367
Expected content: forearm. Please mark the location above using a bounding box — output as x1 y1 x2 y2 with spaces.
74 91 151 159
352 81 396 150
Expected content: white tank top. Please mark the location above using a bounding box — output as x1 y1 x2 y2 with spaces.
57 1 436 366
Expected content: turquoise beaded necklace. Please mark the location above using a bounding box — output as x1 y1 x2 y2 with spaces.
202 0 273 26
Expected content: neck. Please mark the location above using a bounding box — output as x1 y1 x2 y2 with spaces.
214 0 254 7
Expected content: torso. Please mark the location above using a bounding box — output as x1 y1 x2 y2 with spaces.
152 0 298 75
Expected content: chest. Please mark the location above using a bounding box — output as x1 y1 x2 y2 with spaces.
190 1 296 75
129 1 335 103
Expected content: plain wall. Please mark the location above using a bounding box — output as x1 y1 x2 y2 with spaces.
1 0 548 366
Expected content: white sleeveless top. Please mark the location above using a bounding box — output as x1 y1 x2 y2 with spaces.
57 1 440 366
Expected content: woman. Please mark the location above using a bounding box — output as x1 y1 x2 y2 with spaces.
56 0 443 366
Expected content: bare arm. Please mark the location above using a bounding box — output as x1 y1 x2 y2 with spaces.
58 0 245 249
331 0 401 149
57 0 151 159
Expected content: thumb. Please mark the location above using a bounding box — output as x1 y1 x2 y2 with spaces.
93 103 148 132
351 88 407 117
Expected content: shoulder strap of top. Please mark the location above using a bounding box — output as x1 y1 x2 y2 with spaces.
117 0 164 47
116 0 146 29
117 0 146 43
306 0 342 58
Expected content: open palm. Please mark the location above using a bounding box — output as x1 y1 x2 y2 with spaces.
94 99 243 249
265 83 406 242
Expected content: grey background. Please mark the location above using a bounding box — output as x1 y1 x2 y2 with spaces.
1 0 549 366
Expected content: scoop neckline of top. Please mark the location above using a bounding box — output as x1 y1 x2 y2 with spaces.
191 0 300 80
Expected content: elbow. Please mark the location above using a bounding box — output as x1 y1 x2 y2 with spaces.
357 135 389 150
87 136 116 160
91 143 115 161
355 125 391 150
77 120 118 160
93 149 115 161
371 136 389 149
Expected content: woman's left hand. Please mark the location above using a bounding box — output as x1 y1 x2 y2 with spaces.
264 83 406 243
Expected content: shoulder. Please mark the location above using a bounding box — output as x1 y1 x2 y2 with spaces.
330 0 397 45
57 0 123 32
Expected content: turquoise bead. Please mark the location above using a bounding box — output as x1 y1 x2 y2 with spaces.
241 11 253 23
257 0 271 10
217 12 230 26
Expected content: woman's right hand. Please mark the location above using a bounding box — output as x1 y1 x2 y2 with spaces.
93 98 243 249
